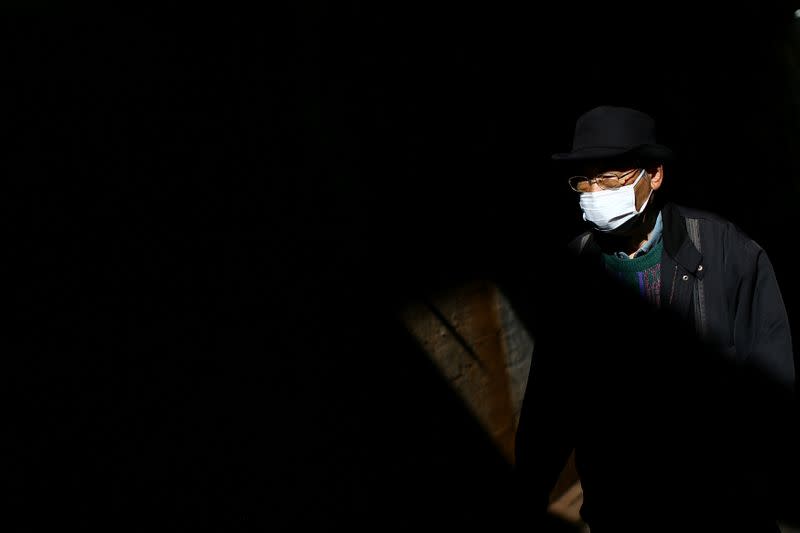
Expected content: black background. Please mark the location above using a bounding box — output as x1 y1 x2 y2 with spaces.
5 4 800 530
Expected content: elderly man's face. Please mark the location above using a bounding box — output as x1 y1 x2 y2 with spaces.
573 163 663 212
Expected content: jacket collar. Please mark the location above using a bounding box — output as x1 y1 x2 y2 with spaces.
661 202 702 274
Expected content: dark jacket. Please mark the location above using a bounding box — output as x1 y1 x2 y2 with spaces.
514 201 796 531
571 202 795 391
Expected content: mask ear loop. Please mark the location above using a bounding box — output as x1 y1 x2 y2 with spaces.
629 168 647 188
634 169 654 214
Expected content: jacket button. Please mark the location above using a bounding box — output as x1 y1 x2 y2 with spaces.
682 274 689 281
697 265 704 271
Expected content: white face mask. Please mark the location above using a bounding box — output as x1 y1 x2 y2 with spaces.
578 169 652 232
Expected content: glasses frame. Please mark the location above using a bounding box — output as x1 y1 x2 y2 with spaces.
568 168 642 192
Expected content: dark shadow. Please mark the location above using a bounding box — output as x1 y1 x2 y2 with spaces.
501 249 800 531
5 5 800 532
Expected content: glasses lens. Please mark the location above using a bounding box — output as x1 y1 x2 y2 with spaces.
570 169 639 192
568 176 590 192
597 176 622 189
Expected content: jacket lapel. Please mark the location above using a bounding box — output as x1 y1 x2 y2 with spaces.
660 203 703 317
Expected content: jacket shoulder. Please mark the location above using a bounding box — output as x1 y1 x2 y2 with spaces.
567 231 593 255
668 203 764 255
670 203 732 226
670 203 752 236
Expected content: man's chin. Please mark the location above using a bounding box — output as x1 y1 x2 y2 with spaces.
594 214 643 237
595 203 657 237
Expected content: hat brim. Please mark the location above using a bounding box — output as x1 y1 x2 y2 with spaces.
551 144 674 162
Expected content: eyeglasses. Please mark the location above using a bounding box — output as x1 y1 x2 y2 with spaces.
568 168 642 192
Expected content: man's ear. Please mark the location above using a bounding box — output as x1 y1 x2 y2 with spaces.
649 164 664 190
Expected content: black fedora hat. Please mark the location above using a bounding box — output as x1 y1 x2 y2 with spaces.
552 105 674 162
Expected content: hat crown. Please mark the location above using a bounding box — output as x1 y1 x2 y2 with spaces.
572 106 657 152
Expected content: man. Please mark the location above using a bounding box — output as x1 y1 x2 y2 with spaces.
513 105 796 532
